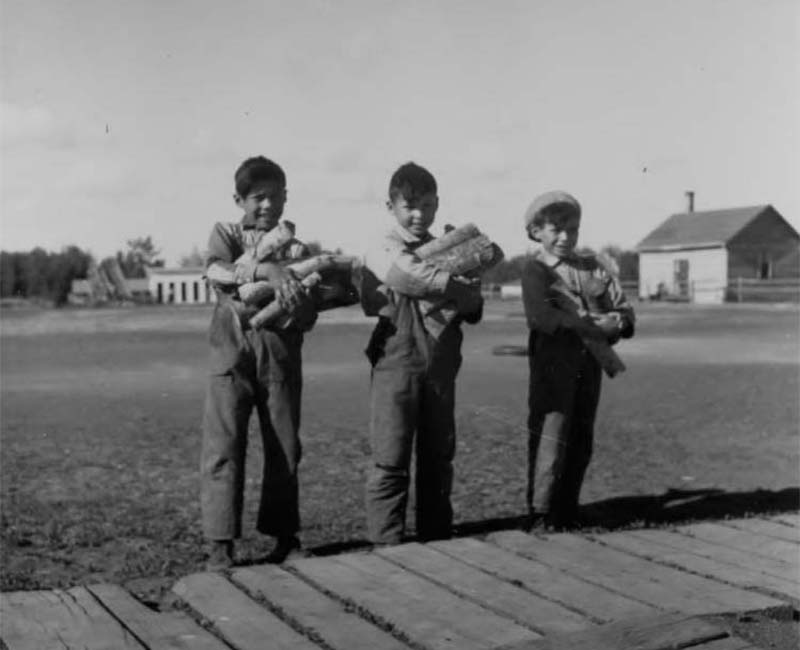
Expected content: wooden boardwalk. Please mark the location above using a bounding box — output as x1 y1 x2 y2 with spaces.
2 514 798 650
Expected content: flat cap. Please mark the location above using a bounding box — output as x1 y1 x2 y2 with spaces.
523 190 581 229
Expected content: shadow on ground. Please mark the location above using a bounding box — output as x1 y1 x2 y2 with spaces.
454 486 800 538
304 486 799 557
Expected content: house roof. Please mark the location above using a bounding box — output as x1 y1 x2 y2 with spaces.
145 266 205 276
636 205 771 252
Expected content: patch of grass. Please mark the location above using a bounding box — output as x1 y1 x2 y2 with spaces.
1 303 798 603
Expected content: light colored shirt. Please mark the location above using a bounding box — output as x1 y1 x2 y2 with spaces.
361 225 462 339
205 221 308 288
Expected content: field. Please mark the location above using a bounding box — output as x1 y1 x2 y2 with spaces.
1 301 798 605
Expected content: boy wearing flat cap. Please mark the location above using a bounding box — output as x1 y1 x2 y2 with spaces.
521 191 634 530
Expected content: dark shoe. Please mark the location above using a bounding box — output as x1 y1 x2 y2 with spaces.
206 540 234 571
526 512 556 533
265 536 303 564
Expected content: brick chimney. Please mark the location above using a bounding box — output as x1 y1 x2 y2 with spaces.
685 190 695 213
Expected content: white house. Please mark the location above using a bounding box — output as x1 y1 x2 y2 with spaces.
146 267 216 304
636 195 799 304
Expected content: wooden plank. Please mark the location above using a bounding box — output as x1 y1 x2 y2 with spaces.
497 613 727 650
290 551 537 650
720 517 800 543
172 571 319 650
678 522 800 564
1 587 143 650
636 530 800 591
88 583 229 650
695 638 758 650
232 565 408 650
769 512 800 527
598 530 799 601
489 531 786 614
377 542 589 634
431 537 659 622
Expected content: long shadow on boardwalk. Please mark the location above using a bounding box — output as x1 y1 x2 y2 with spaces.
454 486 800 537
300 486 799 560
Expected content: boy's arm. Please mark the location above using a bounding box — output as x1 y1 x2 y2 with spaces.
604 270 636 339
204 223 261 286
520 260 600 337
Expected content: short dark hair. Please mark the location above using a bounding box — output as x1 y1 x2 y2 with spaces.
388 162 437 201
234 156 286 198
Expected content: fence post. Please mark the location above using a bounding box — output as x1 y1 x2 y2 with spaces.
737 276 742 303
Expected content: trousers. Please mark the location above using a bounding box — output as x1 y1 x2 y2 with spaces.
527 329 602 523
200 300 303 540
365 317 463 544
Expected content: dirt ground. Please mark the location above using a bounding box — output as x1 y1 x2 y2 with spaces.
1 301 798 641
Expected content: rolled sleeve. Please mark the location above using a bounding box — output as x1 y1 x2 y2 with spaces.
205 222 258 286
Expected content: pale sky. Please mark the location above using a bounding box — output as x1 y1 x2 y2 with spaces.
2 0 798 265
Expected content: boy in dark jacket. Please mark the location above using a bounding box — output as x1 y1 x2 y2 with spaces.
521 191 635 530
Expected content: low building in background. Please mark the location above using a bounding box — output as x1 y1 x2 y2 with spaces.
146 267 216 304
637 193 799 304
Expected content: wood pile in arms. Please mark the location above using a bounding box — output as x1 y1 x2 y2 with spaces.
414 223 504 276
548 285 626 378
248 254 359 330
413 223 504 316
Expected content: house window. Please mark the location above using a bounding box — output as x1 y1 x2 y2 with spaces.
758 252 772 279
193 282 199 302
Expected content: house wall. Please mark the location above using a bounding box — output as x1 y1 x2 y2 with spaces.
639 247 727 304
148 271 216 304
727 207 800 279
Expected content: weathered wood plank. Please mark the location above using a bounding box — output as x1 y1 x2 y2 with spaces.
1 587 143 650
769 512 800 527
431 537 658 622
290 552 537 650
489 531 786 614
719 517 800 543
678 522 799 564
496 613 728 650
377 542 589 634
695 637 759 650
611 529 800 599
232 565 408 650
88 583 229 650
172 571 319 650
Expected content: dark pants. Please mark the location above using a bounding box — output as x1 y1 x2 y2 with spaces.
201 301 303 540
366 322 462 545
527 330 602 524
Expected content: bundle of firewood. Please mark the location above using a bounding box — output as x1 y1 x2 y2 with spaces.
414 223 504 315
415 223 504 275
232 221 359 330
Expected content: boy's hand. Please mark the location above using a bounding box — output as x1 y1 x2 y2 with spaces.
276 274 305 312
255 263 305 302
591 313 622 342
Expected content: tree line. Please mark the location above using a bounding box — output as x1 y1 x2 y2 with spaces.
1 236 638 306
0 237 165 306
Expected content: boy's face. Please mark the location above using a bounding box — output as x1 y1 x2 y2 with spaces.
530 213 581 259
235 180 287 231
387 191 438 238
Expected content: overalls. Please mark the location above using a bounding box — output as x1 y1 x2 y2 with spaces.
200 275 305 541
365 295 464 544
